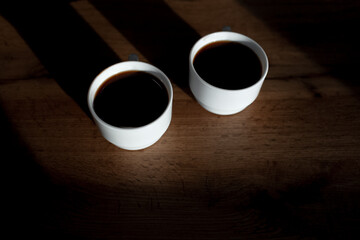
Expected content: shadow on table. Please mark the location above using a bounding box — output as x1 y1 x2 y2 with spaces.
2 0 201 116
1 3 121 235
90 0 200 95
236 1 360 237
237 0 360 91
1 0 121 117
0 104 70 239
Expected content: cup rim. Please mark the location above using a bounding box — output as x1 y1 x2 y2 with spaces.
87 61 173 132
189 31 269 93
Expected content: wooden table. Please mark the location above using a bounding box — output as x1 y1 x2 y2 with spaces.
1 0 360 239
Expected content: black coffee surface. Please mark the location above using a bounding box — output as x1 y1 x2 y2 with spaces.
93 71 168 128
193 41 262 90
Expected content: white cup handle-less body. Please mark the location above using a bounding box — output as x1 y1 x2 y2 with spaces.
88 61 173 150
189 31 269 115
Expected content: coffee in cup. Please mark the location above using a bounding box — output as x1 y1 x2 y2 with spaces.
193 40 262 90
93 71 169 128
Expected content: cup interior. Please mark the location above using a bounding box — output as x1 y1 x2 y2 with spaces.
190 31 269 89
88 61 173 129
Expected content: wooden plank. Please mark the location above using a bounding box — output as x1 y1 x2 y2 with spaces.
1 0 359 239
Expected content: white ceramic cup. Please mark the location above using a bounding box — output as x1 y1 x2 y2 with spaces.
88 61 173 150
189 31 269 115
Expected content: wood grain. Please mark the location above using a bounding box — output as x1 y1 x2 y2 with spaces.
1 0 360 239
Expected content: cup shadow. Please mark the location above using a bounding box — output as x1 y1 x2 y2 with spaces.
90 0 201 96
1 1 122 117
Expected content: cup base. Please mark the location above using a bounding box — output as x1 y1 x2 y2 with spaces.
197 100 250 115
104 133 163 150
